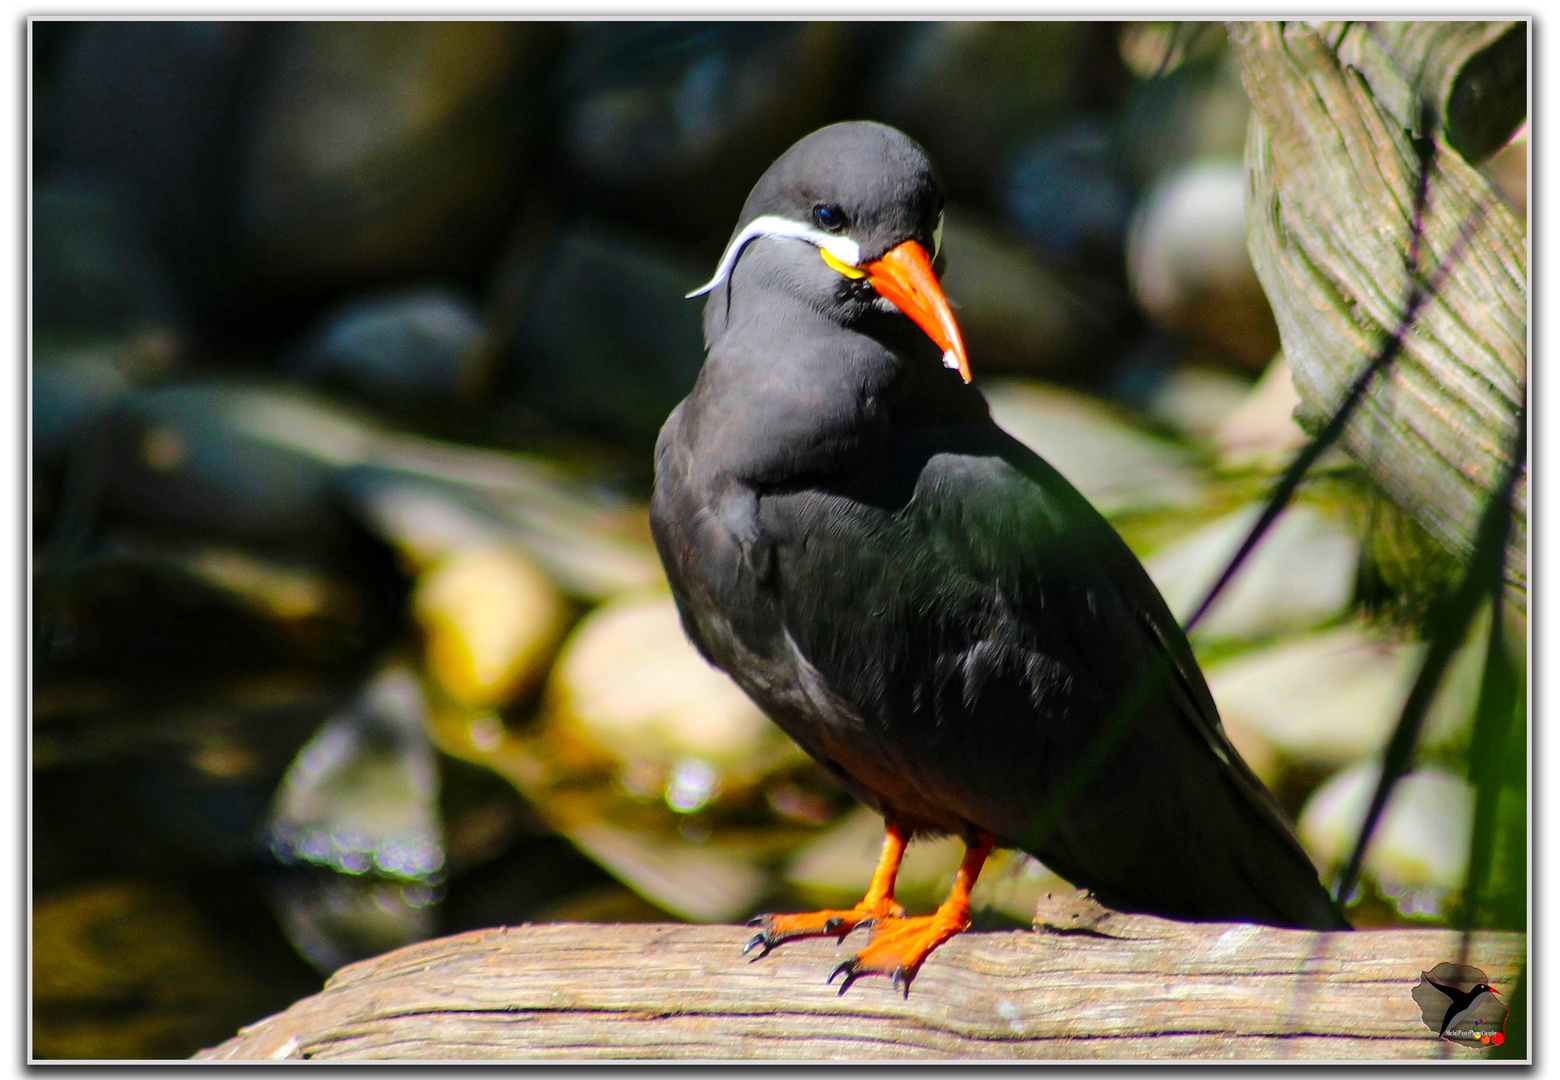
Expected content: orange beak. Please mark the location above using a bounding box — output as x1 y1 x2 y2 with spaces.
864 240 971 384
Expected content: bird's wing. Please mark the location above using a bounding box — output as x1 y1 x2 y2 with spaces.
764 422 1345 929
1123 552 1323 869
993 430 1347 928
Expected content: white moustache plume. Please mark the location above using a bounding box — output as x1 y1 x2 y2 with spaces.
687 215 864 299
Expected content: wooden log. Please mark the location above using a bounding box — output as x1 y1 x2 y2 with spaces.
197 908 1524 1061
1227 22 1527 607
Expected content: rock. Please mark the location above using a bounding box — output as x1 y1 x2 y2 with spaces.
937 206 1125 380
425 588 823 926
1204 620 1488 767
552 22 847 243
341 470 511 570
34 535 386 679
492 215 709 445
1126 159 1280 371
36 382 415 676
561 818 769 924
1213 352 1312 469
32 670 354 886
413 544 569 709
1479 123 1527 221
32 346 132 468
868 22 1124 200
102 383 380 557
34 688 375 1034
1144 502 1359 643
265 666 443 880
984 379 1208 514
238 22 555 292
32 879 268 1060
426 697 784 926
434 755 541 878
439 823 624 932
267 872 441 979
1114 40 1251 186
997 117 1134 269
1133 363 1254 443
264 666 444 973
36 21 262 316
289 287 494 413
546 590 777 773
341 455 664 602
32 173 186 337
1299 762 1474 914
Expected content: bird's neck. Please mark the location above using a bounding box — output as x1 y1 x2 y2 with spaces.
682 291 985 488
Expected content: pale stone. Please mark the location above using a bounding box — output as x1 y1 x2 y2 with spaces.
549 591 777 768
1144 502 1359 643
1138 364 1253 443
1205 620 1486 766
985 379 1206 514
1126 160 1278 369
1300 762 1474 894
414 544 569 709
1213 352 1311 470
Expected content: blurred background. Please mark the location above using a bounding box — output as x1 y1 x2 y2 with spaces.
31 20 1528 1060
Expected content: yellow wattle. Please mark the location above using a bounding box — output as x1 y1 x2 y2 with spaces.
820 247 867 279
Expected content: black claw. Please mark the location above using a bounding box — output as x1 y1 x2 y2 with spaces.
892 967 913 998
822 916 843 935
829 960 863 996
746 915 768 927
742 932 771 959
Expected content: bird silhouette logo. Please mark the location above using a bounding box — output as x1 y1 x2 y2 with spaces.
1411 963 1508 1047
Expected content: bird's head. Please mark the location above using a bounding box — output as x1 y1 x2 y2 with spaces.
689 121 970 383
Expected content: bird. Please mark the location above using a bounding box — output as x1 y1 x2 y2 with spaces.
1422 974 1502 1040
650 120 1349 995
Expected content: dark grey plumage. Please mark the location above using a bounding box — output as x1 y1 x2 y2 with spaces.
651 121 1347 931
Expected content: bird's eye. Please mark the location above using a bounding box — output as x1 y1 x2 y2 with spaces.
812 204 847 232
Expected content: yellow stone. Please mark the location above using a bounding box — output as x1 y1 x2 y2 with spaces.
414 544 568 708
548 591 776 768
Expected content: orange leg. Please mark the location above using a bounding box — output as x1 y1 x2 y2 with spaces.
829 832 994 997
744 822 909 959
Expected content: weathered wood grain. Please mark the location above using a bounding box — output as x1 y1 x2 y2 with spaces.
1227 22 1527 605
1319 21 1521 154
197 913 1523 1061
